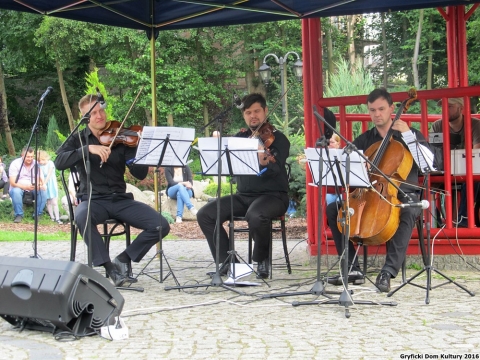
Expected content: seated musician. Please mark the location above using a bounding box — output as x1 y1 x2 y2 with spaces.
55 94 170 287
326 88 434 292
430 98 480 227
196 93 290 279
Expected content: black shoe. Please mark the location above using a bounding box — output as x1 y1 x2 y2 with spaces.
113 256 138 283
327 271 365 286
256 258 269 279
107 269 127 287
375 271 392 292
13 215 23 223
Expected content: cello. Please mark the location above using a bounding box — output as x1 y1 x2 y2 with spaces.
338 89 418 246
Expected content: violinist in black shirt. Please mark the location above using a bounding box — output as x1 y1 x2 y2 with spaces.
55 94 170 287
197 93 290 279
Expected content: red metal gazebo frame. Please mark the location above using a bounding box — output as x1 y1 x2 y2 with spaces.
301 5 480 257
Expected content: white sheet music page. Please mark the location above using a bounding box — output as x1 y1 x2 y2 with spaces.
402 131 436 173
304 147 370 188
135 126 195 166
198 137 260 175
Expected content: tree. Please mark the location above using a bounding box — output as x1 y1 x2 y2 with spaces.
0 66 15 155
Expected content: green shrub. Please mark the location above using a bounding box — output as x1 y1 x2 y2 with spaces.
203 181 237 197
0 200 13 221
161 211 175 224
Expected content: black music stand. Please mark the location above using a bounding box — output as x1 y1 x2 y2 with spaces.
291 109 398 317
387 139 475 303
130 126 195 286
165 137 267 292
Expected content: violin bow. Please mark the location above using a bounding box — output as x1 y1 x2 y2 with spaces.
108 85 145 150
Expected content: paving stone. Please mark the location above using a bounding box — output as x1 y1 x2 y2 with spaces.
0 239 478 359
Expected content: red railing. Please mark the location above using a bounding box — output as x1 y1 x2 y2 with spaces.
315 86 480 241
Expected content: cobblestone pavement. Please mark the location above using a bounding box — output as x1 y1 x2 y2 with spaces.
0 239 479 360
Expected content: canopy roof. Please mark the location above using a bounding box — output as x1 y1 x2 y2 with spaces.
1 1 477 32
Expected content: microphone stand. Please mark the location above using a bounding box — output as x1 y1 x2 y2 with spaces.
57 99 100 268
15 95 48 259
387 165 475 302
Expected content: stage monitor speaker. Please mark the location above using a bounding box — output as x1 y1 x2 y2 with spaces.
0 256 124 336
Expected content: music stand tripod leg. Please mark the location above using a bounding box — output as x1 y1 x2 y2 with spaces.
387 171 475 303
264 139 341 299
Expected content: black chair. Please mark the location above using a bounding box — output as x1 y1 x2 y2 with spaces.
229 215 292 279
228 163 293 279
60 168 133 276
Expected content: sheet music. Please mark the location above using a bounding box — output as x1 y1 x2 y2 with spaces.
134 126 195 166
403 132 436 173
198 137 260 175
304 147 370 188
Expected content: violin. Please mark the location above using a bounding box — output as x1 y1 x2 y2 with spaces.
99 120 143 147
95 86 145 168
250 122 277 163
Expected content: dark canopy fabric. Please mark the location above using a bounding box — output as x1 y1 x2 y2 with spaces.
0 0 477 32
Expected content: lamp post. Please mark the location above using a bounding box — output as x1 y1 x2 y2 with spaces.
258 51 303 124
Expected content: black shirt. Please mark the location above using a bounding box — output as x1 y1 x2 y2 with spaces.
353 127 428 193
233 128 290 195
54 126 147 198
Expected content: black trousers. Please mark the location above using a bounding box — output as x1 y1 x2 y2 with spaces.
75 195 170 266
326 194 421 278
197 192 289 263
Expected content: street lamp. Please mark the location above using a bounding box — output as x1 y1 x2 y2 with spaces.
257 51 303 123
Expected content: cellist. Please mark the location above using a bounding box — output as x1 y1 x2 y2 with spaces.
326 88 434 292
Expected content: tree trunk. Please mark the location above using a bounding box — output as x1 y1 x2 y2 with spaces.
347 15 356 72
167 114 173 126
326 18 335 85
56 59 75 131
412 10 424 89
381 13 388 88
0 63 16 155
427 13 433 90
203 103 209 137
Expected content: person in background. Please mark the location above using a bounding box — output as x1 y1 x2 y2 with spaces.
61 172 78 218
38 150 62 224
212 130 220 138
197 93 290 279
0 156 9 199
9 147 47 223
431 97 480 227
325 133 341 206
164 165 197 223
55 94 170 287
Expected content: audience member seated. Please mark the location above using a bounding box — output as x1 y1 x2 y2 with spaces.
61 172 78 218
164 165 197 223
0 156 9 200
38 150 63 224
325 133 342 205
8 147 47 223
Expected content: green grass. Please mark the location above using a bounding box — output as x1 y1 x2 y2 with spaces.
0 230 71 241
0 228 176 242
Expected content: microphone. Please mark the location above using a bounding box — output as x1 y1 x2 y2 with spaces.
96 87 107 109
39 86 53 102
234 93 244 109
396 200 430 209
